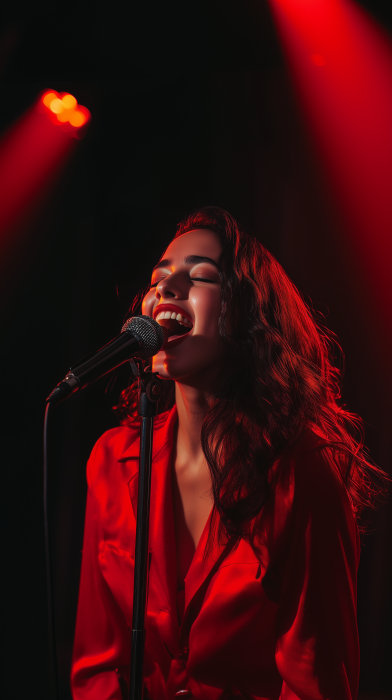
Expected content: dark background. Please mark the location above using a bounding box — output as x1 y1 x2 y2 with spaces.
1 2 391 698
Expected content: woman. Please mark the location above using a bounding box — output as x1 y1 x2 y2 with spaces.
71 206 381 700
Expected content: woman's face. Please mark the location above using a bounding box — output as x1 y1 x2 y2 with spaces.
142 228 225 385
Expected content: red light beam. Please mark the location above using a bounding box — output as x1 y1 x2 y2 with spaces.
0 91 91 258
268 0 392 317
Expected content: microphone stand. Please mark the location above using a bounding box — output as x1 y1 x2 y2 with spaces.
129 360 162 700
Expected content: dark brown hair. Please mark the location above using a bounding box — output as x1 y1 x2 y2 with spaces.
115 206 385 542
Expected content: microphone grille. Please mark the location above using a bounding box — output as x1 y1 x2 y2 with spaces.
121 315 164 359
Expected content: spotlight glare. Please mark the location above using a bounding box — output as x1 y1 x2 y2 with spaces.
42 91 58 107
49 98 65 114
312 53 326 66
57 110 71 123
69 110 87 127
61 94 77 110
37 89 91 135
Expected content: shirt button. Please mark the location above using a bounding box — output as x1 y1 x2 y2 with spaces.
178 646 189 662
175 691 191 697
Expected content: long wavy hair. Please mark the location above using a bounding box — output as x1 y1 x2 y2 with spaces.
114 206 385 541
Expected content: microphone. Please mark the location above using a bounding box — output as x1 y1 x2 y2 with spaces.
47 315 164 406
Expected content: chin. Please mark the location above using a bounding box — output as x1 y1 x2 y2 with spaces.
151 352 189 380
152 348 224 388
151 353 171 379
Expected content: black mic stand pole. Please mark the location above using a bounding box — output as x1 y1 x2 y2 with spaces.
129 361 162 700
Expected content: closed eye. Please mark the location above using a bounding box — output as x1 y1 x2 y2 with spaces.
191 277 219 283
150 276 219 288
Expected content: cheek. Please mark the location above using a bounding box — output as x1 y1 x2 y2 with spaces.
192 288 222 335
141 289 156 317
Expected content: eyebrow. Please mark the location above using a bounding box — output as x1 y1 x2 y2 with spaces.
152 255 220 272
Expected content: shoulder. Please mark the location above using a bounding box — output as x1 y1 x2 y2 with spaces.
263 426 357 542
88 410 172 460
275 425 349 498
279 428 359 551
88 425 137 463
291 427 353 511
254 426 359 571
86 425 136 489
87 409 174 488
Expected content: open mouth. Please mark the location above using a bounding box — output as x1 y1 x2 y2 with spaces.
155 309 193 343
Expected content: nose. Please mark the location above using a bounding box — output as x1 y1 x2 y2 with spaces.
156 272 187 300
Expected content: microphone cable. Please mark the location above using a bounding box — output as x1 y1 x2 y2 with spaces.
44 401 59 700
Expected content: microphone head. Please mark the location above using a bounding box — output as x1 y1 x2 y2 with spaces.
121 315 165 359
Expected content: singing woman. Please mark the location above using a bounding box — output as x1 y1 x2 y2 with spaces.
71 206 381 700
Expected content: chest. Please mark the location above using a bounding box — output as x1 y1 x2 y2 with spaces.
171 455 213 588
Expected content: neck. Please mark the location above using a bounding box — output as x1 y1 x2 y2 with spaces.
175 382 209 463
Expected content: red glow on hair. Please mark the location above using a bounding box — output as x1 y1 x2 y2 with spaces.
268 0 392 321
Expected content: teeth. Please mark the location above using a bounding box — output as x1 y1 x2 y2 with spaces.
155 310 192 327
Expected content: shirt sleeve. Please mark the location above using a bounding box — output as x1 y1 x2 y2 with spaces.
71 451 131 699
274 445 360 700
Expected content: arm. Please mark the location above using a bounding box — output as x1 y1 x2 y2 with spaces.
275 447 360 700
71 460 131 699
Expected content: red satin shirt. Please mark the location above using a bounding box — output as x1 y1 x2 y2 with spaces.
71 406 360 700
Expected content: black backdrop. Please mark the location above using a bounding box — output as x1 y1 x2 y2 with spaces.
1 2 391 698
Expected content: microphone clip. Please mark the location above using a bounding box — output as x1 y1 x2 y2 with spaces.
131 359 162 417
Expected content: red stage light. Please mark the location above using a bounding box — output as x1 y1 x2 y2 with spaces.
267 0 392 325
61 94 77 110
39 90 91 134
69 108 88 127
0 89 91 267
42 91 58 108
311 53 326 66
49 97 64 114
